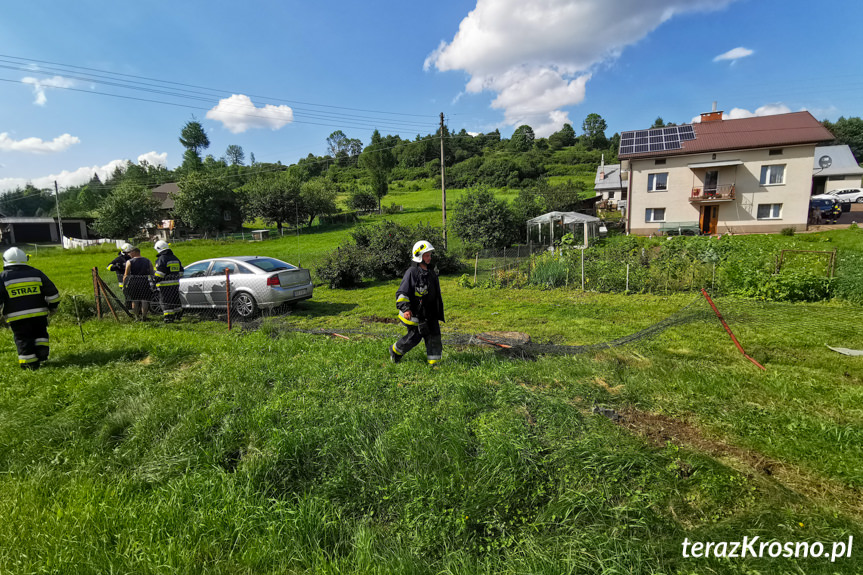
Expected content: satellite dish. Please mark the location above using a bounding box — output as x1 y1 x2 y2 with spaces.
819 155 832 169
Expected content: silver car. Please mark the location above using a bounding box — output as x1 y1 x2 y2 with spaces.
179 256 313 318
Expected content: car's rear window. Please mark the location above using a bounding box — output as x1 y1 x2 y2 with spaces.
245 258 297 272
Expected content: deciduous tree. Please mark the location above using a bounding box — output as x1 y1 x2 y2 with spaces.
93 181 161 239
359 129 395 211
510 125 535 152
239 171 302 233
582 113 608 150
451 186 517 249
299 177 337 227
173 172 237 235
225 144 245 166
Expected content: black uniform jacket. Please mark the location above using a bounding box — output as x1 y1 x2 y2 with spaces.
154 250 184 287
107 253 131 286
395 264 444 326
0 264 60 322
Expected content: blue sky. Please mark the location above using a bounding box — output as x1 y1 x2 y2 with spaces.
0 0 860 193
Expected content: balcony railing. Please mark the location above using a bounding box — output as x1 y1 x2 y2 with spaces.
690 184 735 202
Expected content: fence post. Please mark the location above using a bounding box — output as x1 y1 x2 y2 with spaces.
474 253 479 285
626 263 630 293
581 248 585 291
226 268 232 331
503 247 507 270
92 267 102 319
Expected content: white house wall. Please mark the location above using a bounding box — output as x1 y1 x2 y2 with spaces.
629 145 816 235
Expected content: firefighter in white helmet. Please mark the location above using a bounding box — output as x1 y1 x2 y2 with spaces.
0 247 60 370
153 241 184 323
389 240 445 366
107 243 134 308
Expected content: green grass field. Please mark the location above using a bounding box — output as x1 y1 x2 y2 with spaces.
2 193 863 573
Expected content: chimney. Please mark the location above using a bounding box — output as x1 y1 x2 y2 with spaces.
600 153 605 180
700 101 723 123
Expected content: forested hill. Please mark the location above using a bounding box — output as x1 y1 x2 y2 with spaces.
2 115 860 228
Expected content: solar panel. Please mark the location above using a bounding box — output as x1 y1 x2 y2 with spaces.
619 123 696 155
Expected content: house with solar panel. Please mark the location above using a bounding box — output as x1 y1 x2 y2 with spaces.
617 109 835 235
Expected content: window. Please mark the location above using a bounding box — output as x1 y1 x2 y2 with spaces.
827 175 847 181
245 258 297 272
760 165 785 185
647 172 668 192
211 261 240 275
756 203 782 219
654 159 666 165
608 191 615 199
183 262 210 278
769 148 783 156
645 208 666 222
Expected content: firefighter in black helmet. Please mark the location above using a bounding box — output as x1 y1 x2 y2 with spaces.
153 241 184 323
0 247 60 370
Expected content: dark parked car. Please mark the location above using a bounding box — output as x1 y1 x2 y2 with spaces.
809 196 842 223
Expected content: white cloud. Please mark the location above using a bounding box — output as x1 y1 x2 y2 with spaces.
21 76 76 106
0 133 80 154
206 94 293 134
137 151 168 167
713 47 754 62
426 0 738 134
690 103 793 123
0 154 169 193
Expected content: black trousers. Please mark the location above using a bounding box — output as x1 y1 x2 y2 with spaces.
10 316 50 370
392 320 442 364
158 285 182 321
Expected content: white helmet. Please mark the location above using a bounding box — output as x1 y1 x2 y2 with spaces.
121 243 134 254
3 247 29 265
154 240 170 253
411 240 435 263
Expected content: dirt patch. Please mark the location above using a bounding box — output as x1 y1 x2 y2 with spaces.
619 409 776 475
362 315 398 325
616 407 863 517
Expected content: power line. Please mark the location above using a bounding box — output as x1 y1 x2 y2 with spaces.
0 54 439 127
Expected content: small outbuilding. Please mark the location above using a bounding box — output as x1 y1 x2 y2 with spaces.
526 211 601 248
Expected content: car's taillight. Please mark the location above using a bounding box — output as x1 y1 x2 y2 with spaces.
267 276 280 287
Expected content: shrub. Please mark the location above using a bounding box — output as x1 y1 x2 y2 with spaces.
346 188 378 212
315 244 364 289
317 221 461 286
451 186 517 249
780 227 796 236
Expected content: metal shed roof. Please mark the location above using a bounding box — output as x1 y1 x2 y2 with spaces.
527 211 600 225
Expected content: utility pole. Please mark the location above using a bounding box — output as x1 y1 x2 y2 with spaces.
53 181 65 244
440 112 447 249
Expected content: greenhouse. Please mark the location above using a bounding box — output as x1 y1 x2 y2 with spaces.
526 211 601 248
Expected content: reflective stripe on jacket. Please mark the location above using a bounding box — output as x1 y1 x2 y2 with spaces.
395 263 444 325
0 265 60 322
154 250 183 287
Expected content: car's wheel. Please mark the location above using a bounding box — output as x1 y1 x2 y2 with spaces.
149 292 163 315
232 292 258 320
856 197 863 203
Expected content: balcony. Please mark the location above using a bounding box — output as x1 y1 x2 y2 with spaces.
690 184 735 203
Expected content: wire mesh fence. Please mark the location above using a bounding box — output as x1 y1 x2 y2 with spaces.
90 263 310 327
467 243 837 296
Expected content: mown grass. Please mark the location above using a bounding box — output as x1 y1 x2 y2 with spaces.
1 286 862 573
3 200 863 572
